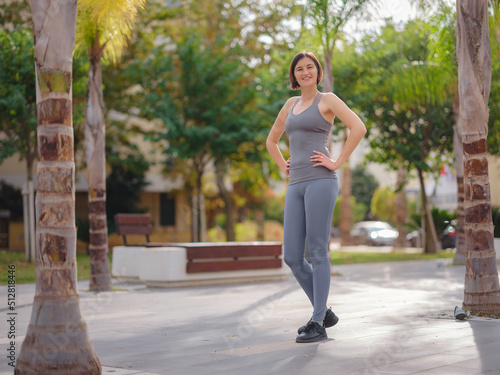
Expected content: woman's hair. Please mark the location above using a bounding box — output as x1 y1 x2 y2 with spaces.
289 51 323 90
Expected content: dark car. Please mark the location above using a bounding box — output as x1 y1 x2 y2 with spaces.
406 223 457 249
350 221 399 246
441 224 457 249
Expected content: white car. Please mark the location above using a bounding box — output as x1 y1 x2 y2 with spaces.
350 221 399 246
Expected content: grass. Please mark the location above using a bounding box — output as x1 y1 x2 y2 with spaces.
0 250 93 285
330 249 455 265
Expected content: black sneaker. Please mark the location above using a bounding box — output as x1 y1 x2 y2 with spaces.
297 307 339 334
296 321 327 343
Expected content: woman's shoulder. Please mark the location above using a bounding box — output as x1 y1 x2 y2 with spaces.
319 92 346 108
319 92 338 101
283 95 300 111
286 95 301 104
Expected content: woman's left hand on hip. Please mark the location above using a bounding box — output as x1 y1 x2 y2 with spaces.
311 150 340 171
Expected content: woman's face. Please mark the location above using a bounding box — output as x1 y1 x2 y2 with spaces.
294 57 318 89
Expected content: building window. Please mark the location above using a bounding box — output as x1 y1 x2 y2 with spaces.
160 194 175 226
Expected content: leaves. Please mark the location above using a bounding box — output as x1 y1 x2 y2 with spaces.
306 0 377 50
76 0 146 64
0 28 37 169
346 19 455 174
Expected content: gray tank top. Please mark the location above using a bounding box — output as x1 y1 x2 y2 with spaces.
284 92 338 185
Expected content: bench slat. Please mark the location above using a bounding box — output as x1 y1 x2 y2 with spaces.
186 245 281 259
114 214 153 240
115 214 151 225
117 226 153 235
186 258 282 273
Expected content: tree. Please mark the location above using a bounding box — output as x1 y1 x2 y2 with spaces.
0 28 37 183
457 0 500 313
358 20 455 253
141 31 262 241
304 0 377 245
488 0 500 156
429 3 467 262
121 0 298 242
0 0 31 30
351 164 379 216
370 187 397 224
75 0 145 291
410 0 467 261
332 194 366 228
453 93 467 263
14 0 101 373
393 167 410 247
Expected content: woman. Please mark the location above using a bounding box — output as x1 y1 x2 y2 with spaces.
266 51 366 343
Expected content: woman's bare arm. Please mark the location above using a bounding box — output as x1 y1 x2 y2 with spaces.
311 93 367 171
266 98 296 176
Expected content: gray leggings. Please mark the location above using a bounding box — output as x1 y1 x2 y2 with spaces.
283 178 339 321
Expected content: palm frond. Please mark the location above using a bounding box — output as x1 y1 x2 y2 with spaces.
388 60 453 108
76 0 146 64
306 0 377 49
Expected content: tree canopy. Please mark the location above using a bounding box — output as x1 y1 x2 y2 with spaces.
0 28 37 179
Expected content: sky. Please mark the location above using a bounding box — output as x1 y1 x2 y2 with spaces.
343 0 419 39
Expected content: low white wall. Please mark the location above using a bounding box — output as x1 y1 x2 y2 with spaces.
139 247 188 282
111 245 290 287
111 246 144 278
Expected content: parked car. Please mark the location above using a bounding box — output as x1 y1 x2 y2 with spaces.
350 221 399 246
441 223 457 249
406 222 457 249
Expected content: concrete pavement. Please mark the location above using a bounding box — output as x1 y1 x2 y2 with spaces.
2 259 500 375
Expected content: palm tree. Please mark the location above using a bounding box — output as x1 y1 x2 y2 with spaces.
394 166 409 248
15 0 101 373
76 0 145 291
386 10 456 253
408 2 466 258
453 94 467 264
305 0 376 245
457 0 500 313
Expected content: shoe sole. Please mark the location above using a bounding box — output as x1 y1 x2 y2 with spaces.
296 333 328 343
455 313 466 320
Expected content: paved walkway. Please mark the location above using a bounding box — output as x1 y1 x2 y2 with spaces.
2 259 500 375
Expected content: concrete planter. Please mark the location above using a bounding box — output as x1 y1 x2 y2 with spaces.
111 245 290 287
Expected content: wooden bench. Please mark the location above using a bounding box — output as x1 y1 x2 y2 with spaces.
113 213 282 274
114 213 153 245
158 242 282 273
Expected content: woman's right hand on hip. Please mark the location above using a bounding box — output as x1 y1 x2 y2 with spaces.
283 158 291 177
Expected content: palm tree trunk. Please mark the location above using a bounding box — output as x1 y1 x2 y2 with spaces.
191 193 199 242
453 93 466 264
85 34 112 292
215 160 235 241
200 192 207 242
15 1 101 373
25 128 36 183
394 167 408 248
256 208 265 241
322 50 334 93
192 156 205 242
323 50 353 245
340 163 353 245
417 167 440 254
457 0 500 313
